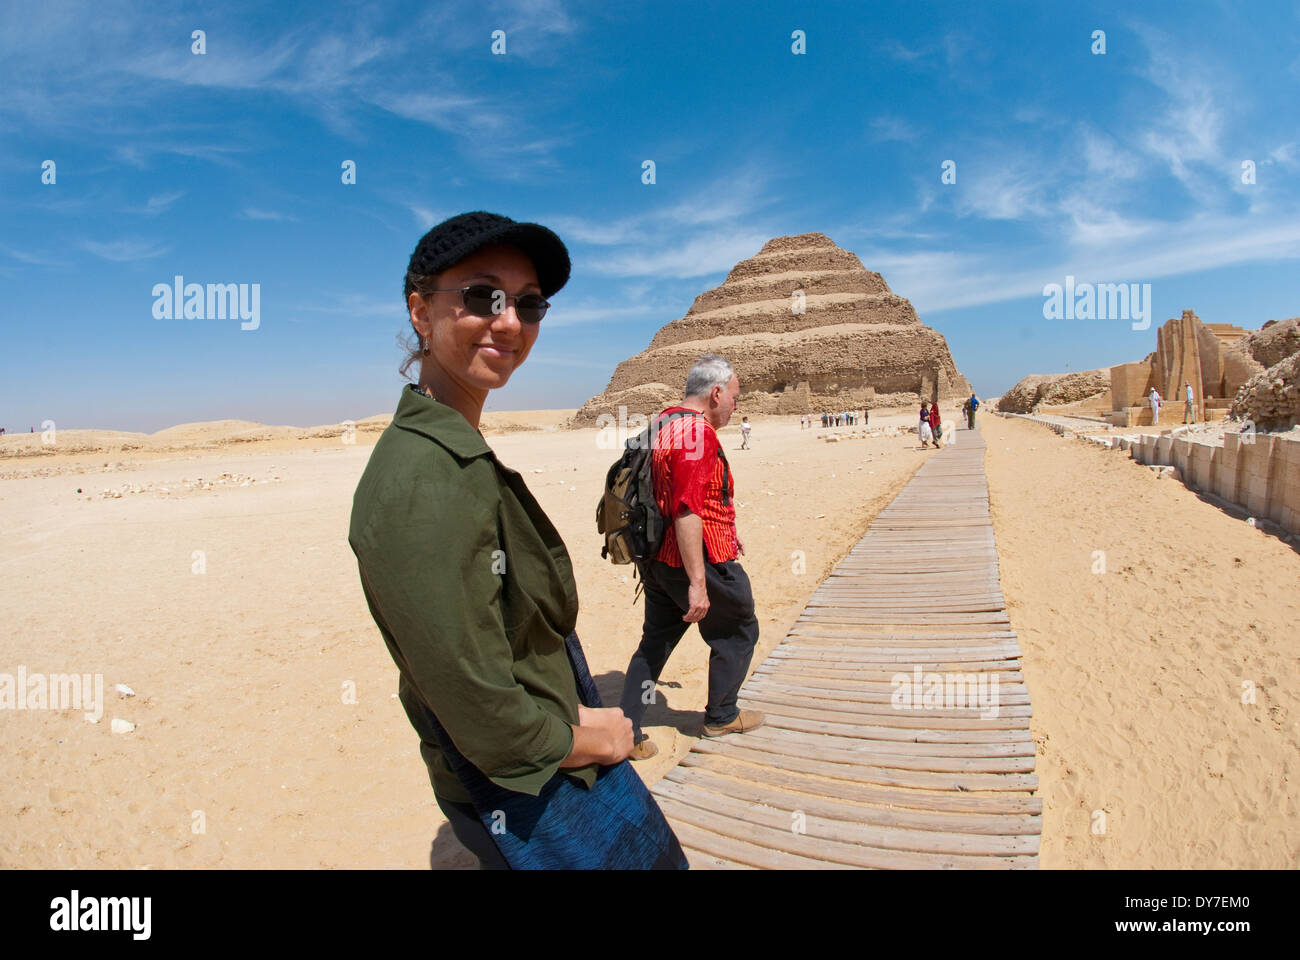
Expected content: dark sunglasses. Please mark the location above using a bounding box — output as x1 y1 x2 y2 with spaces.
429 284 550 323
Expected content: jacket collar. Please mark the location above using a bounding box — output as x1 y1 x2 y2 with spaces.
392 383 493 460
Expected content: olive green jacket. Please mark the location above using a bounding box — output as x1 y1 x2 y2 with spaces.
349 384 597 804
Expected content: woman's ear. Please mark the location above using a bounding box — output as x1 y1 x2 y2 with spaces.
409 292 430 340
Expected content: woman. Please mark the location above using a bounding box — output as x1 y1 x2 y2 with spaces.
348 212 679 870
929 402 943 449
919 400 933 447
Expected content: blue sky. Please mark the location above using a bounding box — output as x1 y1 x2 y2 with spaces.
2 0 1298 432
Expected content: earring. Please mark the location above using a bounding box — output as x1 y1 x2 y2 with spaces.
422 338 430 356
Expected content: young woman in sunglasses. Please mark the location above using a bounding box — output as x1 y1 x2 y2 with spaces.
348 212 650 869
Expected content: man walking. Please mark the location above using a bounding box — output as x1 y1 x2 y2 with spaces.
1184 381 1196 424
1150 387 1162 425
619 355 763 760
967 392 979 429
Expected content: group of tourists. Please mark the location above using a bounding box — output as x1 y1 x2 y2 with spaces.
348 212 759 871
919 400 943 448
804 411 863 428
920 393 981 449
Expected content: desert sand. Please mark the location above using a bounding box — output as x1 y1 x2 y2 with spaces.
1 406 927 868
2 405 1296 868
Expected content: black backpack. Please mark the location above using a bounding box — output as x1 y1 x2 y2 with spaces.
596 410 730 597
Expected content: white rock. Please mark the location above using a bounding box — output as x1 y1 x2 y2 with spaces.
115 683 135 698
110 718 135 734
1247 517 1257 527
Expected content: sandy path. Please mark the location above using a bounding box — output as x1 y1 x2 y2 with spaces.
984 415 1299 867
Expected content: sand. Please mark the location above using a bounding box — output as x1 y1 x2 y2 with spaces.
985 415 1299 867
0 408 929 868
3 405 1295 868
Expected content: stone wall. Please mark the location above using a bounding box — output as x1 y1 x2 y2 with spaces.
1130 429 1300 536
1109 359 1155 410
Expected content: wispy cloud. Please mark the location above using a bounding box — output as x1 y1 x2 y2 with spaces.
142 190 184 214
586 229 774 280
863 211 1300 314
2 246 61 266
297 293 400 318
81 239 170 262
408 206 442 230
543 303 660 328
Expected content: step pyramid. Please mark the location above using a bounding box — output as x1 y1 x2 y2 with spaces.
572 232 971 424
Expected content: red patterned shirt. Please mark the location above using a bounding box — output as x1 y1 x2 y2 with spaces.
650 406 737 567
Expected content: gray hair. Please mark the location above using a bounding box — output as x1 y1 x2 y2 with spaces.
684 354 735 400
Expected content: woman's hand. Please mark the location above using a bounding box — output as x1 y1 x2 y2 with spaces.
562 706 634 767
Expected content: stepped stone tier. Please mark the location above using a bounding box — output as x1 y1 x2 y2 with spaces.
570 233 971 425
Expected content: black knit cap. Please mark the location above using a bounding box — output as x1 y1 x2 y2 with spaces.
403 211 571 304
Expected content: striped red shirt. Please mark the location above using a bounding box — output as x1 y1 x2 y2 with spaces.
650 406 737 567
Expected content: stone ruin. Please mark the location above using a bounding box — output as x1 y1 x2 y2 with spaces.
1106 310 1291 426
570 233 971 425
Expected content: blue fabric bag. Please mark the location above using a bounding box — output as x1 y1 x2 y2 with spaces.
424 630 688 870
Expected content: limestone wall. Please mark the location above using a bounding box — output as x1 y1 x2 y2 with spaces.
1130 429 1300 536
1109 360 1155 410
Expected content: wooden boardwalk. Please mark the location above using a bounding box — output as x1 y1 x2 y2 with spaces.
652 426 1042 868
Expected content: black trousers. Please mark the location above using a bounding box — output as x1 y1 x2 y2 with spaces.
434 795 509 870
619 558 759 735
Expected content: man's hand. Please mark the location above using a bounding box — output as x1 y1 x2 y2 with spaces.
683 578 710 623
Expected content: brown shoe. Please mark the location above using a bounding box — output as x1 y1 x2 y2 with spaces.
629 737 658 761
701 710 765 738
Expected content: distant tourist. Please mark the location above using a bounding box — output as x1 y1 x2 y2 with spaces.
1150 387 1162 425
349 212 683 870
740 415 752 449
821 411 828 428
919 401 933 447
929 402 943 449
619 354 763 761
863 408 869 426
968 393 979 429
1184 381 1196 423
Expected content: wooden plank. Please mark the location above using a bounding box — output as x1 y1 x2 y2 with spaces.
678 751 1042 816
700 730 1037 781
654 787 1037 869
680 846 756 870
663 810 858 870
738 702 1032 742
661 770 1040 855
743 677 1033 717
